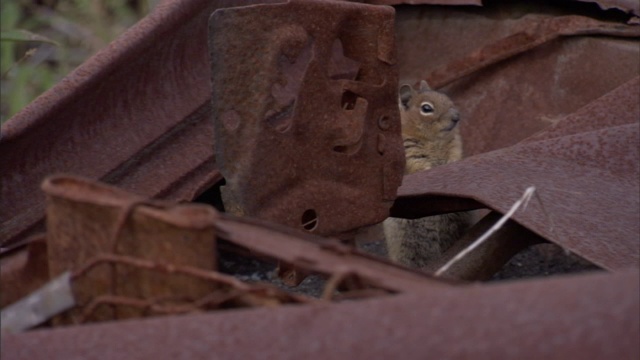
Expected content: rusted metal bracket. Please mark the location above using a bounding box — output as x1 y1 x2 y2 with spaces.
209 0 405 239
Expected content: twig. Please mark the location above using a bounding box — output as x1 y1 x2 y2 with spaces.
434 186 536 277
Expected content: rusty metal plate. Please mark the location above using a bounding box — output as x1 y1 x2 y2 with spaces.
3 269 637 359
209 0 404 238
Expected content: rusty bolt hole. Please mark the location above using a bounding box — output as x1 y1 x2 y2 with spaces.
378 115 390 130
341 90 358 110
301 209 318 231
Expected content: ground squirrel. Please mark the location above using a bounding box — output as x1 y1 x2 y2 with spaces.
383 80 471 269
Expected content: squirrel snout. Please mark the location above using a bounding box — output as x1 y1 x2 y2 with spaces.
451 112 460 123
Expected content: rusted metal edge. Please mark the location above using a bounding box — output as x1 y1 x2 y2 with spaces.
3 269 637 360
214 213 457 292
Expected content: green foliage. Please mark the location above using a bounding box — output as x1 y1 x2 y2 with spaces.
1 29 59 45
0 0 153 124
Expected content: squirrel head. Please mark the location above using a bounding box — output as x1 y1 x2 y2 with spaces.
398 80 461 141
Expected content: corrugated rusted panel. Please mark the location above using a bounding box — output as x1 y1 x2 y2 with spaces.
392 77 640 270
3 269 637 360
0 0 281 246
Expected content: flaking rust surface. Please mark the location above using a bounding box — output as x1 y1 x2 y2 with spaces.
209 0 404 237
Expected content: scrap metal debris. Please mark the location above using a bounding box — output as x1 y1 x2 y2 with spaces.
0 0 638 358
3 174 453 331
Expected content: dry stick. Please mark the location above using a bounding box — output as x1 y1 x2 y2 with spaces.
434 186 536 277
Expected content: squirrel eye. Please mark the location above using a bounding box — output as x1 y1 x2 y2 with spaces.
420 102 434 115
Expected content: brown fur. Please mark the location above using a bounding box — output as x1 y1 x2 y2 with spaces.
384 81 470 269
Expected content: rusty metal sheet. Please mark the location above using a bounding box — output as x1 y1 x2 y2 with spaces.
395 5 640 156
3 269 637 359
0 0 282 246
393 77 640 270
209 0 404 238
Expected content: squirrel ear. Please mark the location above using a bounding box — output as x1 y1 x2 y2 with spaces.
399 84 413 109
419 80 432 92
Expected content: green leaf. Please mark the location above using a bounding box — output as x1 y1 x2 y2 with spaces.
0 29 59 46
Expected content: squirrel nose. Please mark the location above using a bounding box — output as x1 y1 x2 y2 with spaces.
451 113 460 123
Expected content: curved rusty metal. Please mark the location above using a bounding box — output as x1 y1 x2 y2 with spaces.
3 269 637 359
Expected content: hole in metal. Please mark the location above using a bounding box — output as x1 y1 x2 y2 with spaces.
301 209 318 231
341 90 358 110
